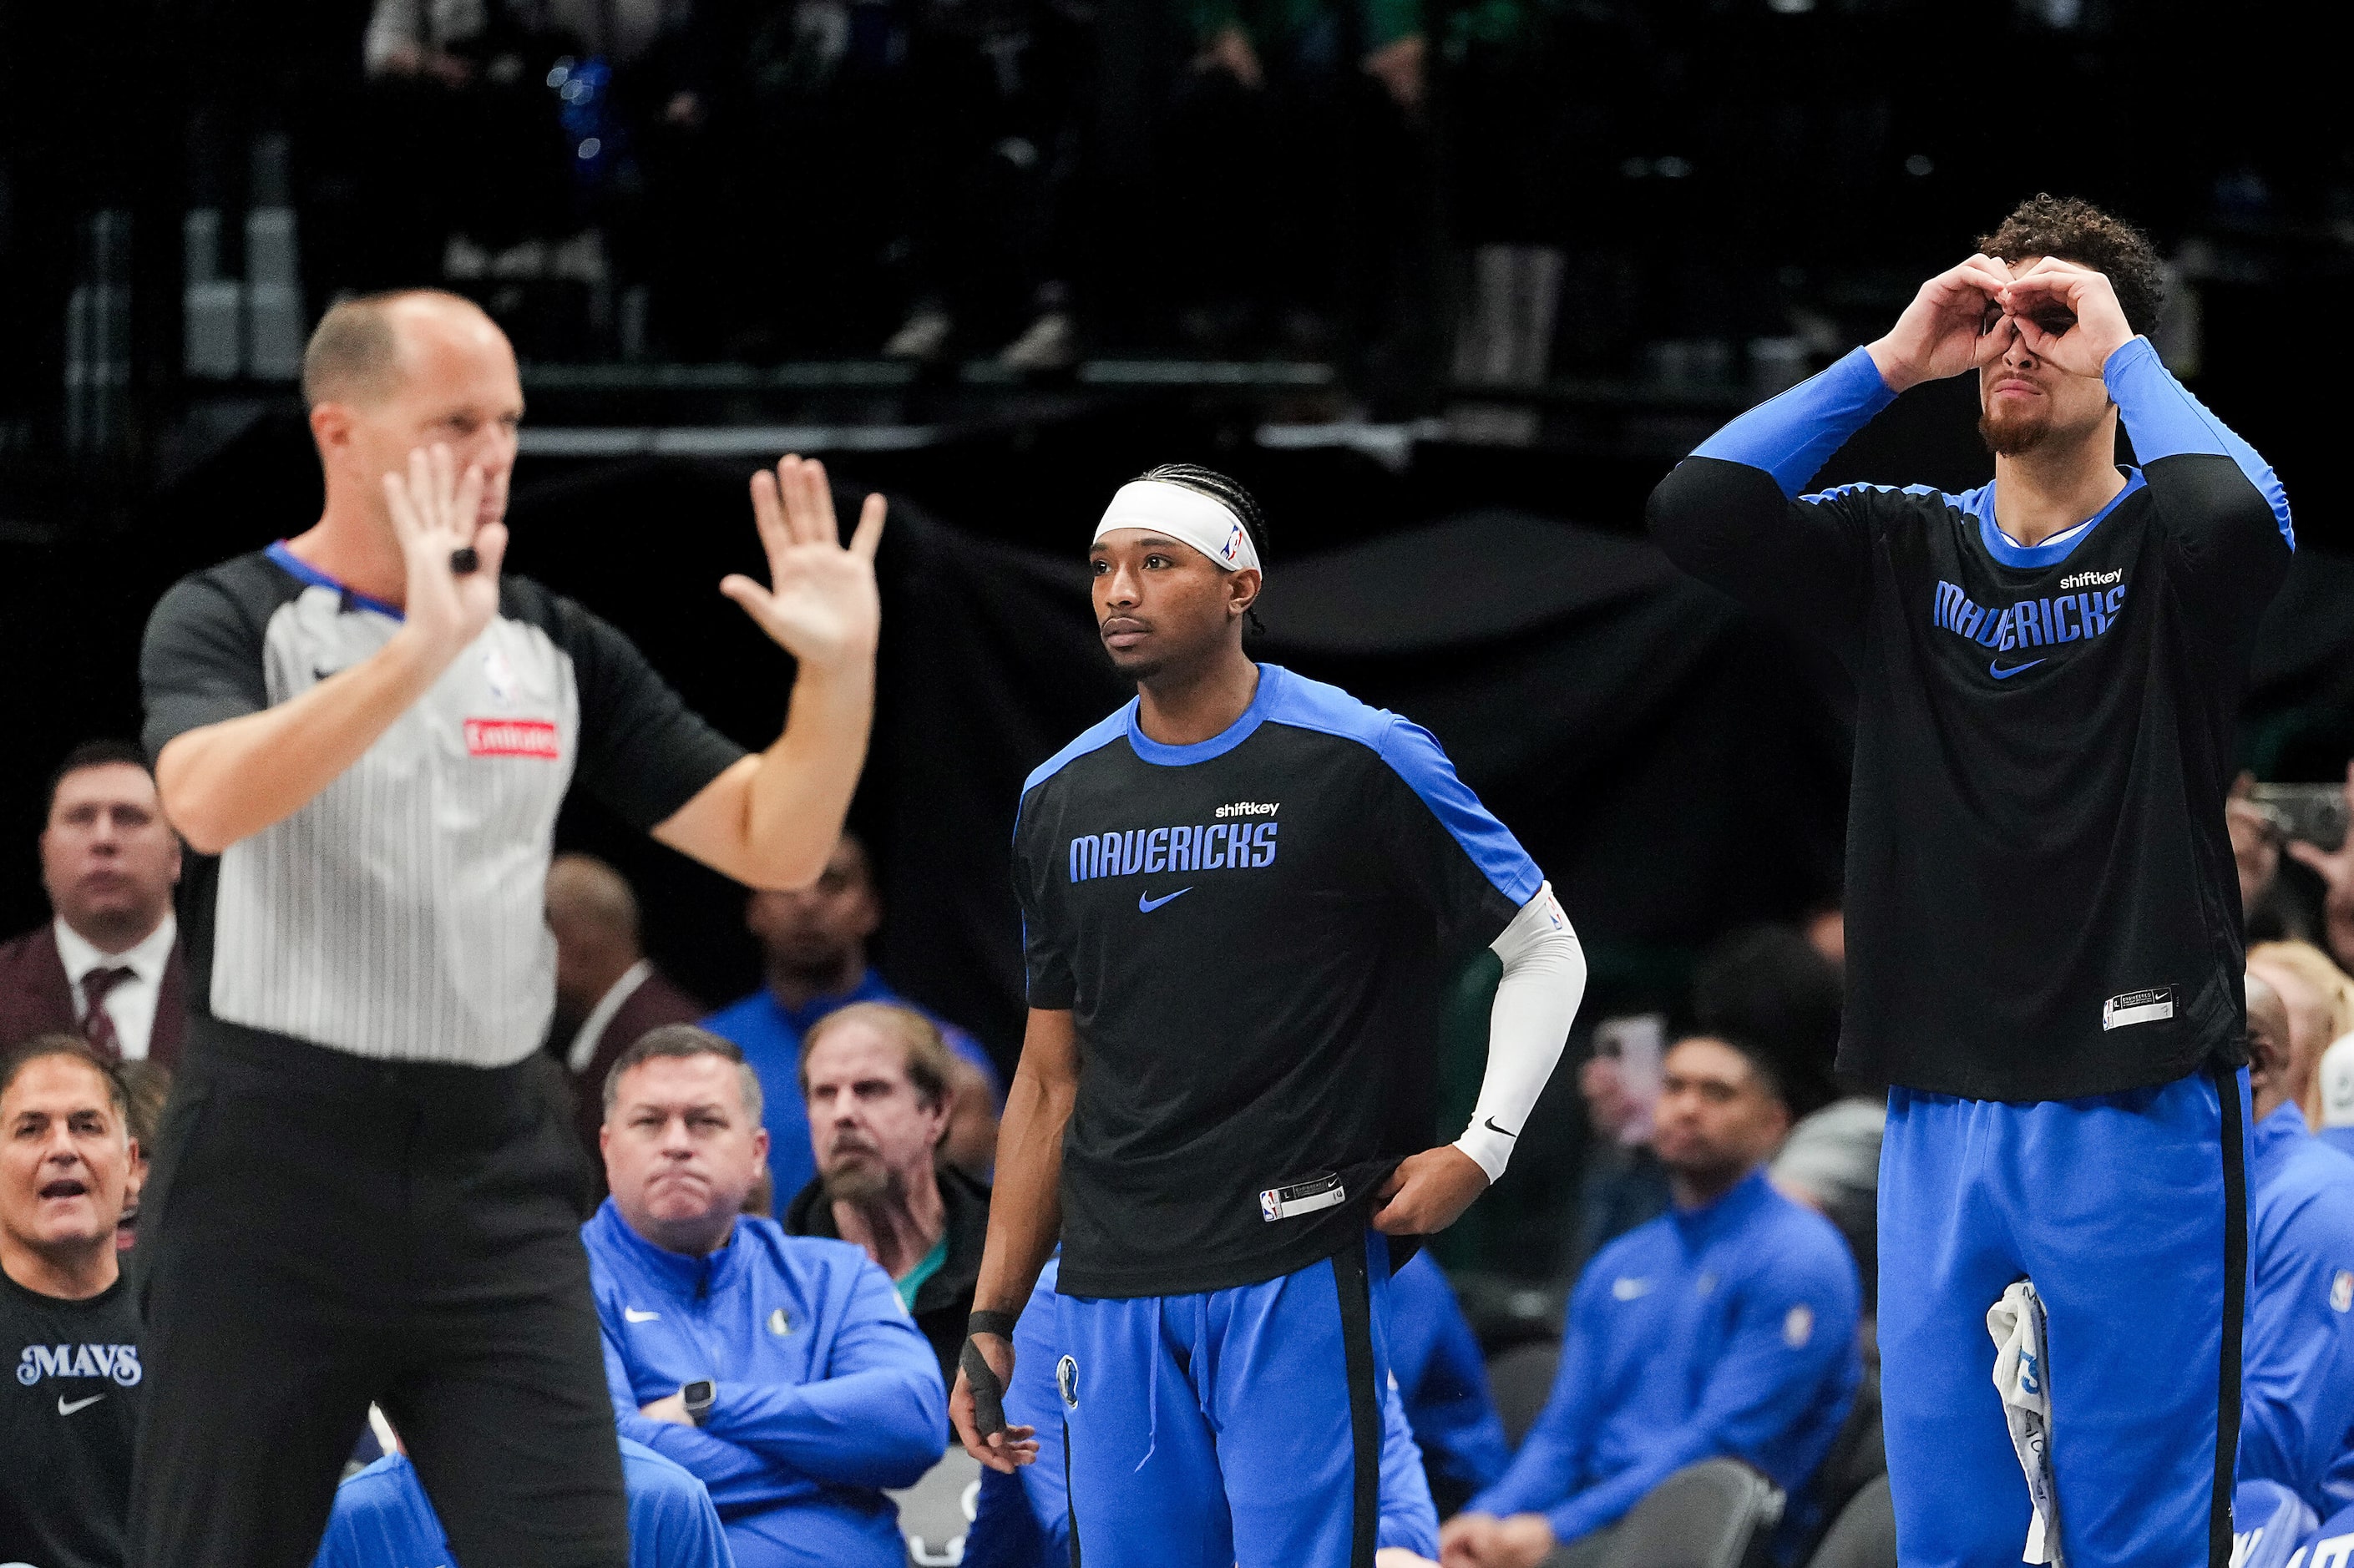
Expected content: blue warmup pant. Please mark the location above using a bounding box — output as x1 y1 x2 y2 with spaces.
1055 1232 1393 1568
1878 1065 2250 1568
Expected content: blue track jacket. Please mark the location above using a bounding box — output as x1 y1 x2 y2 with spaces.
1389 1248 1511 1496
2240 1105 2354 1515
583 1201 948 1568
1467 1168 1859 1547
962 1253 1440 1566
311 1439 733 1568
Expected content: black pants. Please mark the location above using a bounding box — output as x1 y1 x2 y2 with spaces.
128 1020 630 1568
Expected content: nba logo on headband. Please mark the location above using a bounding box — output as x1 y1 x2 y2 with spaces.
1222 523 1244 564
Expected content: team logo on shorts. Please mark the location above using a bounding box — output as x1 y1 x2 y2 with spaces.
1784 1305 1815 1348
1056 1355 1080 1410
769 1307 793 1336
2332 1272 2352 1315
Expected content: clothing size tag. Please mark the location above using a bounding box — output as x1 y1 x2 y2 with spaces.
2102 985 2175 1030
1259 1171 1345 1222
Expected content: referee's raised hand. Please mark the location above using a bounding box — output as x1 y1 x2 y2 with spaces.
722 455 885 670
382 442 506 657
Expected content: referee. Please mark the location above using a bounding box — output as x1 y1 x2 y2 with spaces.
130 290 886 1568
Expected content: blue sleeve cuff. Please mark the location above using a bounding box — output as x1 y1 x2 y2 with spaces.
1690 346 1897 498
2104 335 2294 549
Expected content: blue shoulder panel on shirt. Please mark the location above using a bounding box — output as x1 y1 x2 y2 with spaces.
1260 668 1542 907
2105 335 2295 549
1690 346 1899 498
1022 704 1134 797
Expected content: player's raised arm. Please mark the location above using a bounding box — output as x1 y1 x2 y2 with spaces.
952 1005 1075 1470
1645 255 2013 632
652 456 885 891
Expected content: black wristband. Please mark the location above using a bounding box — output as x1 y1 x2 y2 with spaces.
967 1309 1020 1340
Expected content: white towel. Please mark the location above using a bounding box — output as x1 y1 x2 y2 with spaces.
1989 1280 2063 1565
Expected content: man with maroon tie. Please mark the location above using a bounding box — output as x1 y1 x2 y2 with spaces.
0 741 185 1065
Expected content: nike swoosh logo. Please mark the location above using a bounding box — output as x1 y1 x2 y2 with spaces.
58 1393 104 1415
1137 888 1193 913
1483 1116 1518 1140
623 1307 660 1323
1988 659 2045 680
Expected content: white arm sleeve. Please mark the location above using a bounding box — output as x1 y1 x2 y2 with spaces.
1452 882 1586 1182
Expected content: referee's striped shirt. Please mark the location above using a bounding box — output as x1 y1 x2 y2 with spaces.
140 543 743 1068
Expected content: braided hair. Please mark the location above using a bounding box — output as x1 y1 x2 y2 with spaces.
1136 463 1270 635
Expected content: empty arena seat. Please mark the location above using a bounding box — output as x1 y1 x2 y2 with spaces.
1593 1459 1784 1568
888 1447 980 1567
1804 1475 1893 1568
1486 1338 1562 1450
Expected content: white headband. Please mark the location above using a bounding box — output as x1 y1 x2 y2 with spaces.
1092 480 1261 574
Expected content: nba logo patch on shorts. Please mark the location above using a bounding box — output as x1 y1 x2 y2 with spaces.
1057 1355 1080 1409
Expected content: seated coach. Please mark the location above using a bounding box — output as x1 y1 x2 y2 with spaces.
1440 1034 1860 1568
0 741 185 1063
585 1025 946 1568
2238 970 2354 1516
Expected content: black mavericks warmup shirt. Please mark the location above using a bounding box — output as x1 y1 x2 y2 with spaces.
0 1271 142 1568
1649 337 2294 1101
140 544 744 1067
1013 664 1542 1298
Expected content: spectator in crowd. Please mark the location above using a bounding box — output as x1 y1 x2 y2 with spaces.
704 832 1000 1197
1440 1034 1860 1568
1567 1019 1668 1274
961 1249 1441 1568
0 1037 144 1568
312 1434 734 1568
781 1002 989 1390
0 741 185 1064
1162 0 1432 368
2250 940 2354 1131
586 1025 945 1568
1387 1247 1510 1517
878 0 1087 368
2237 969 2354 1517
2281 763 2354 976
547 852 705 1162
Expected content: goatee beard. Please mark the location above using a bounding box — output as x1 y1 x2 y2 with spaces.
1979 408 2050 458
823 1163 896 1205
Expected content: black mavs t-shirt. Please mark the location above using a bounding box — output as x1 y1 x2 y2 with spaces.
1652 341 2294 1100
1013 665 1541 1297
0 1271 143 1568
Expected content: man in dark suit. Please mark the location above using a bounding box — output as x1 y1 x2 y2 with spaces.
545 852 703 1162
0 741 185 1065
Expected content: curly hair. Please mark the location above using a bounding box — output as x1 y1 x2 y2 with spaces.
1977 194 2164 337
